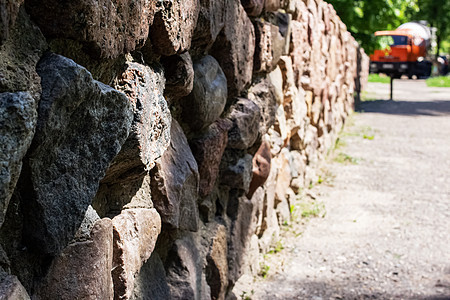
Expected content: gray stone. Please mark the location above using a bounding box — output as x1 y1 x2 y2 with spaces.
166 236 205 300
150 119 200 231
34 218 114 300
131 252 170 300
182 55 228 131
227 98 261 150
190 0 226 58
0 270 30 300
116 61 171 171
247 79 277 136
190 119 232 198
25 0 157 58
227 196 254 284
73 205 100 242
0 7 47 99
112 208 161 300
253 19 284 73
0 92 37 228
150 0 200 56
241 0 264 16
161 52 194 102
220 150 253 193
205 224 228 300
210 0 255 97
20 53 133 255
0 0 23 44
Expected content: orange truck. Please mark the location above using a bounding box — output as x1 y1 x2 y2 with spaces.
369 22 432 78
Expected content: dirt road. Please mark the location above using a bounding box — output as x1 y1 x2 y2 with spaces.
237 80 450 299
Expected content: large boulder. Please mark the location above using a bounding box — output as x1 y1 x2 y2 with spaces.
190 0 226 58
205 224 228 300
182 55 228 131
149 0 200 56
131 252 170 300
189 119 233 198
220 150 253 193
150 119 200 231
253 19 284 73
166 235 209 300
227 98 261 150
112 208 161 300
19 53 133 255
0 0 23 44
25 0 157 58
210 0 255 97
247 79 277 137
0 93 37 228
161 52 194 102
0 7 47 99
116 62 171 171
34 218 114 300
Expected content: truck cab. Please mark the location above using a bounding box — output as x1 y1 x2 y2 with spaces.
370 22 432 78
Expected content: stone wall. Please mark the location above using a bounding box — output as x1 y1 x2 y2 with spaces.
0 0 369 299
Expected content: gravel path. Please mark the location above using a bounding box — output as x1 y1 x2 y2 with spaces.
236 80 450 300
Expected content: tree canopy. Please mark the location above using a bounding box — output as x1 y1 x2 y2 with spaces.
328 0 450 55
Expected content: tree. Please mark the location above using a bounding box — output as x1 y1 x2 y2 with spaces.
416 0 450 56
328 0 419 53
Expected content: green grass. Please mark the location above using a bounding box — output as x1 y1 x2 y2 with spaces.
368 73 391 84
426 76 450 87
334 152 360 164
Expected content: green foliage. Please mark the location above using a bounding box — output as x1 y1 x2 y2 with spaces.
368 74 391 83
328 0 419 53
240 290 254 300
259 263 270 278
426 76 450 87
334 152 360 164
415 0 450 55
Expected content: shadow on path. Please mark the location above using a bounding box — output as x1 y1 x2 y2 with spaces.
356 100 450 116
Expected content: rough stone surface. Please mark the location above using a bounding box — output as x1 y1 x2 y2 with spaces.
190 119 233 198
253 19 284 73
131 252 170 300
150 119 200 231
0 270 30 300
220 151 253 193
241 0 264 16
227 98 262 150
274 149 292 204
205 224 228 300
112 208 161 300
0 7 47 99
247 141 272 199
34 218 114 300
0 93 36 228
20 53 133 255
116 62 171 171
227 196 255 284
166 235 206 300
265 0 281 12
25 0 157 59
150 0 200 56
248 79 278 136
190 0 226 58
161 52 194 102
182 55 228 131
0 0 23 44
210 0 255 97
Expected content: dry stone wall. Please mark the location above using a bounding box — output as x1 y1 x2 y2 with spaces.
0 0 369 299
